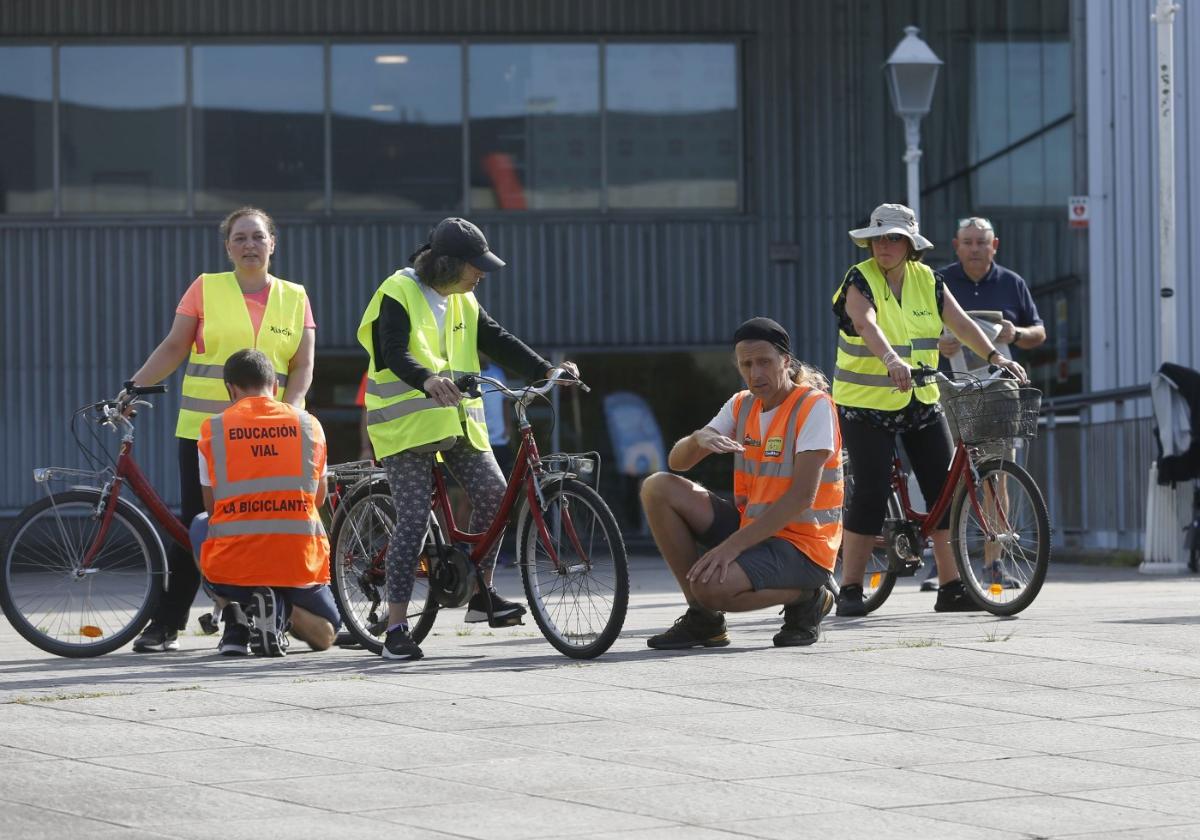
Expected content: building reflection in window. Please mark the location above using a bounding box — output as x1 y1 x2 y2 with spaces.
469 44 600 210
605 43 738 209
193 45 324 212
332 44 463 212
60 46 186 213
0 47 53 214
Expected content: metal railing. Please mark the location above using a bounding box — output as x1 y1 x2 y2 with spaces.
1025 384 1154 550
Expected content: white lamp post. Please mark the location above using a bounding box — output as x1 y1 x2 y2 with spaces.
884 26 943 219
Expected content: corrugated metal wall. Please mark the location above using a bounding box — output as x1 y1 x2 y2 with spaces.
1087 0 1200 394
0 0 1094 513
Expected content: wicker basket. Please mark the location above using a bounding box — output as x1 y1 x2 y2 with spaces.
941 380 1042 445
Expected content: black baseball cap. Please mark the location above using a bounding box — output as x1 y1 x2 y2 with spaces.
429 217 505 272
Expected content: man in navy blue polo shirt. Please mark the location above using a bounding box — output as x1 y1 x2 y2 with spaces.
937 217 1046 362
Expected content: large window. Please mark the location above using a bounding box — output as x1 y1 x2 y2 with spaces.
469 44 601 210
60 46 186 213
0 47 53 213
193 45 325 212
3 39 741 216
606 44 739 209
970 41 1072 207
332 44 463 212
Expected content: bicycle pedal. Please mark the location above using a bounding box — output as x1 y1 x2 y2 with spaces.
197 613 219 635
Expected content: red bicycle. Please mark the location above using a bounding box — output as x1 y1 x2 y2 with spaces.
328 369 629 659
839 365 1051 616
0 384 187 657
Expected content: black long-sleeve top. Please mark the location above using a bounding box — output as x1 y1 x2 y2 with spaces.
371 295 551 392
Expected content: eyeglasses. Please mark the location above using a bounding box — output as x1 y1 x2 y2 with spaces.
871 233 907 244
957 216 994 232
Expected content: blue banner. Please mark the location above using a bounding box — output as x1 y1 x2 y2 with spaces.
603 391 666 477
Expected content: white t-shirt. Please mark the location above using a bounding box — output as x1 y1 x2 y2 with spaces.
706 392 837 454
199 450 327 487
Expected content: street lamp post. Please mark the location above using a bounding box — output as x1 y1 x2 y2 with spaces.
884 26 943 219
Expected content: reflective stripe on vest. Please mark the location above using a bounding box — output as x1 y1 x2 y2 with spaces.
356 268 489 458
831 259 942 411
175 273 307 439
208 518 326 539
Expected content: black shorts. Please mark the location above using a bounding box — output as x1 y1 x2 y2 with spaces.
695 492 831 592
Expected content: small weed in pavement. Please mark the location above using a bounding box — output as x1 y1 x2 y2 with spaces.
981 628 1015 643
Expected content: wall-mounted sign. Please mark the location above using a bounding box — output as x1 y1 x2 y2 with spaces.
1068 195 1089 229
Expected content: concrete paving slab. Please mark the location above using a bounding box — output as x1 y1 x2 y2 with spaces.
900 794 1191 835
4 559 1200 838
724 805 1031 839
914 754 1191 793
367 793 676 838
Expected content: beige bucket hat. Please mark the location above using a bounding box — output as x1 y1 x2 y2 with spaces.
848 203 934 251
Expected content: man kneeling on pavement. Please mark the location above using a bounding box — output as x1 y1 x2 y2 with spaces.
191 348 341 656
642 318 844 649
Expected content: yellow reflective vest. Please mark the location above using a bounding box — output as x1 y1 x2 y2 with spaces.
832 259 942 410
357 268 488 459
176 273 307 440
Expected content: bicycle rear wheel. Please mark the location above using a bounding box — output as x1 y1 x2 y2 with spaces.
950 459 1050 615
834 491 903 614
0 490 164 657
518 478 628 659
329 480 438 653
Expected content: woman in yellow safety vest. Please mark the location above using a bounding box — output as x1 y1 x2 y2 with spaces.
124 207 316 652
831 203 1025 616
357 217 577 662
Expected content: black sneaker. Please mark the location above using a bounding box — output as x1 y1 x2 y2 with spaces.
246 588 288 657
774 588 835 647
835 584 867 617
934 580 984 613
985 563 1022 590
465 586 527 627
132 621 179 653
381 626 424 660
647 606 729 650
218 603 250 657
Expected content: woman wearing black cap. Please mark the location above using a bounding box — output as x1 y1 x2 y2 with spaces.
356 217 577 660
832 204 1025 616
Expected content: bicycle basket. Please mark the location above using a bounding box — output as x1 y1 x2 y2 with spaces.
942 380 1042 444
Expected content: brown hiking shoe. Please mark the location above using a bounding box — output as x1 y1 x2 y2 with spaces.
647 607 730 650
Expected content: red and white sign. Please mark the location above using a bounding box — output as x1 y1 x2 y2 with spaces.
1068 195 1090 229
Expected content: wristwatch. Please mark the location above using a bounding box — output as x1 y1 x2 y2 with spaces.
1013 327 1024 344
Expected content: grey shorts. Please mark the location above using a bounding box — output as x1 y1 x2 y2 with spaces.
695 492 832 592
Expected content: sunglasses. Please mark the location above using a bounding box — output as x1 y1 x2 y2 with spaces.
871 233 908 244
957 216 994 232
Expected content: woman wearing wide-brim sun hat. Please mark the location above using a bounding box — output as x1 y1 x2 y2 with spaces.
830 203 1027 616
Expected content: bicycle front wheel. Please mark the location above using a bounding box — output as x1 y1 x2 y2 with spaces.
518 478 628 659
950 459 1050 615
0 490 164 657
329 480 438 654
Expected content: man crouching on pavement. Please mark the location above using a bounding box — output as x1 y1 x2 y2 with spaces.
641 318 844 649
192 348 340 656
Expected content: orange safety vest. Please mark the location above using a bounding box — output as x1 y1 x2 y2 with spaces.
197 395 329 587
731 387 844 570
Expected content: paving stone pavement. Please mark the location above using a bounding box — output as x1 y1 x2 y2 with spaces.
3 559 1200 839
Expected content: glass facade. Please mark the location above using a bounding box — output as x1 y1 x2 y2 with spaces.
331 44 463 212
0 47 53 214
193 45 325 212
606 44 739 209
59 45 186 213
1 40 740 216
469 44 601 210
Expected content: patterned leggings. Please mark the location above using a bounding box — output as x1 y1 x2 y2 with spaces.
380 442 507 606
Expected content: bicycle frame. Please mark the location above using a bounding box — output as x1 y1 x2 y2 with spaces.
77 440 191 570
890 442 995 541
430 421 580 573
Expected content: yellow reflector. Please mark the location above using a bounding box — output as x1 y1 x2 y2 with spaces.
989 584 1003 596
79 625 104 638
869 573 881 588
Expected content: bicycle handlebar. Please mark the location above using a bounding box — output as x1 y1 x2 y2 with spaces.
456 367 591 402
910 363 1014 389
